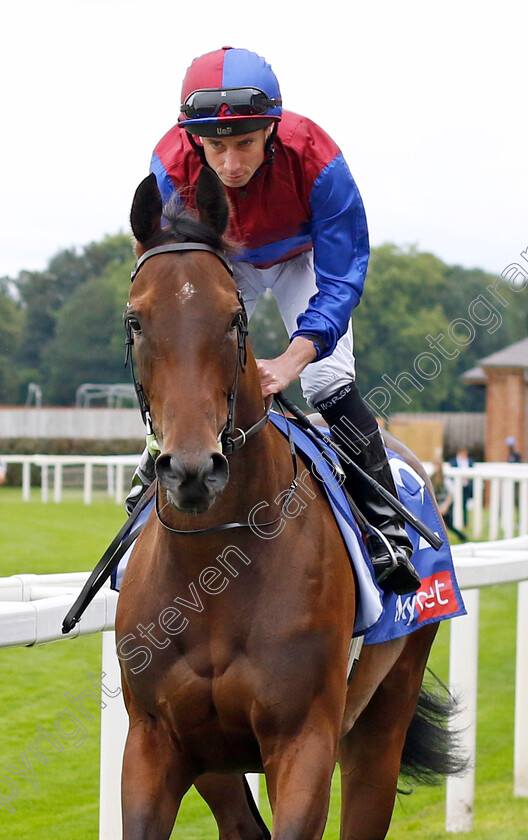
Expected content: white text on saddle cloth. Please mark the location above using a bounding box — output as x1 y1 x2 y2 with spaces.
394 571 460 627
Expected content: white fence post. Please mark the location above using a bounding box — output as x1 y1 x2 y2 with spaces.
99 631 127 840
501 479 515 540
472 476 484 540
514 580 528 797
53 463 63 503
446 587 480 833
22 460 31 501
246 774 260 808
41 463 49 503
489 479 500 541
452 475 464 531
520 480 528 536
84 462 94 505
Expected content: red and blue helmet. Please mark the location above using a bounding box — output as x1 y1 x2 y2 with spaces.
179 47 282 137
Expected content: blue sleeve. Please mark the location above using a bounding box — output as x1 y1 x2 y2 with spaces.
290 153 370 360
149 153 182 209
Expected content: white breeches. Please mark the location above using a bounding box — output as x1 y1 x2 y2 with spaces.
233 250 356 408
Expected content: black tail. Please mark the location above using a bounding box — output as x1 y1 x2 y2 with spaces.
399 670 468 789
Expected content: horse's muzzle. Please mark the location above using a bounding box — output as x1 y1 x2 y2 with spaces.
155 450 230 514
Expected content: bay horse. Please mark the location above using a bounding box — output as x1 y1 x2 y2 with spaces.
116 169 461 840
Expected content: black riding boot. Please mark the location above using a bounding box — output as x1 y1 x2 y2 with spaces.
340 428 421 595
317 384 421 596
124 446 156 514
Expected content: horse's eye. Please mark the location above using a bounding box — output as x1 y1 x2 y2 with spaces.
127 316 142 334
230 312 242 331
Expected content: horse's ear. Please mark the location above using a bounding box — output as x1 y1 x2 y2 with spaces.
196 167 229 236
130 173 163 244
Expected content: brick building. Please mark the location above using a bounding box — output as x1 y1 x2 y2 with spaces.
463 337 528 462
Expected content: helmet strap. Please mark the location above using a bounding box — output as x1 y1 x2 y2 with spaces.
186 132 207 165
255 122 278 169
266 121 278 150
264 122 278 164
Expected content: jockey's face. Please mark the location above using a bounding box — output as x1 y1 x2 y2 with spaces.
200 126 273 188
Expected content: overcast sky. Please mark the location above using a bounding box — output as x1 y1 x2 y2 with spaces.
1 0 526 279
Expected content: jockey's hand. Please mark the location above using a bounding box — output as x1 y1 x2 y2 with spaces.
256 337 318 398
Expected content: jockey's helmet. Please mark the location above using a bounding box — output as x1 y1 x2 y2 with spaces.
178 47 282 138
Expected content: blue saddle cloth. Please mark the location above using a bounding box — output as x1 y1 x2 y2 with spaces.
111 412 465 643
268 413 466 644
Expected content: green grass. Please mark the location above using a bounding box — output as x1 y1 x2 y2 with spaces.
0 488 526 838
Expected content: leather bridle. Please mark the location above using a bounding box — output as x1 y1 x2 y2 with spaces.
125 241 271 456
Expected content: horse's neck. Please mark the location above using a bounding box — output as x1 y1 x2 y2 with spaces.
228 378 293 499
232 420 292 496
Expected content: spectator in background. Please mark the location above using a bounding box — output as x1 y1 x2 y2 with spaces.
506 436 522 463
430 460 467 543
449 446 473 526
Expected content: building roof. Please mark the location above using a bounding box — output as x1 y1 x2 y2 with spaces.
462 366 486 385
462 337 528 384
478 337 528 369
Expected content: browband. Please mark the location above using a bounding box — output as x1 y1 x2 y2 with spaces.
131 242 233 282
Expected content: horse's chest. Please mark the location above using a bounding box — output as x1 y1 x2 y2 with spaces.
136 655 259 769
131 628 324 744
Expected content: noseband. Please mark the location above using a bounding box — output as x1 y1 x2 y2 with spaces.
125 241 270 455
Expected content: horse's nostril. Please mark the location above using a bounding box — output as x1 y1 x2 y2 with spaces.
209 452 229 487
155 454 179 481
155 451 229 494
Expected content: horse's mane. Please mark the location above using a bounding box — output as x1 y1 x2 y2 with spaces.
153 194 231 253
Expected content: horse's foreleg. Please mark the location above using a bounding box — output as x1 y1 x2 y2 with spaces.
338 625 438 840
260 720 338 840
121 714 192 840
195 773 270 840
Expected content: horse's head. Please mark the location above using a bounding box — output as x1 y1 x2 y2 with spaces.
127 169 254 515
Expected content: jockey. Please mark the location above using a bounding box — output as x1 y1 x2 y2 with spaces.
127 46 420 596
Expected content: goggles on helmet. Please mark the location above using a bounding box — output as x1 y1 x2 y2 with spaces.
181 86 282 120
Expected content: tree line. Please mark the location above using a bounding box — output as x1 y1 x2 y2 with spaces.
1 236 526 411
